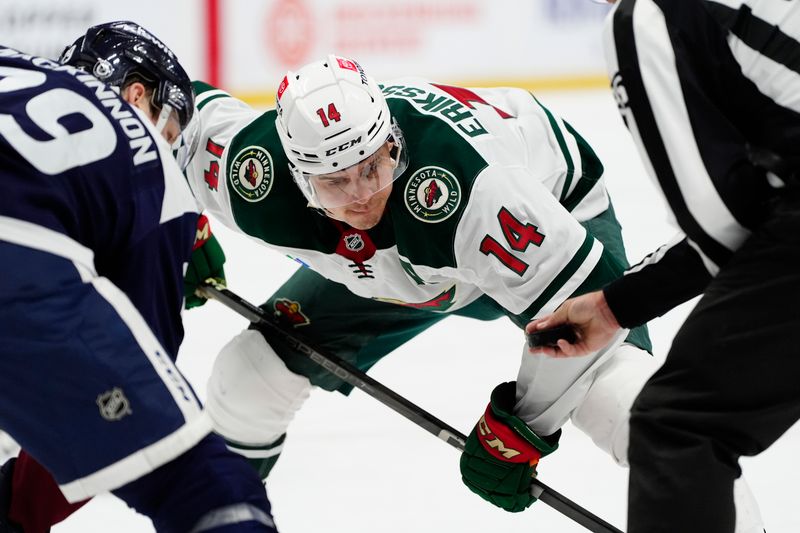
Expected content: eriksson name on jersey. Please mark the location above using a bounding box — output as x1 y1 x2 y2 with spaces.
381 84 488 138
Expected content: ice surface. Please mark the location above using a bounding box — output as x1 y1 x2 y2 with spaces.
51 89 800 533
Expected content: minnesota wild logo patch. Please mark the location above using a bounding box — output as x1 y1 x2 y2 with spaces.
273 298 310 327
404 166 461 223
230 145 274 202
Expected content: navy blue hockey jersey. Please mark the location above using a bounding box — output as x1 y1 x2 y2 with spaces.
0 47 199 358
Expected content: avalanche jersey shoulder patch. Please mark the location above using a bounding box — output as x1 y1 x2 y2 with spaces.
230 145 275 202
404 166 462 223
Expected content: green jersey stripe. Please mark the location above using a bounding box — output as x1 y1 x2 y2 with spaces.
564 234 653 352
197 89 231 110
531 94 575 202
192 80 217 95
521 231 594 317
561 121 605 212
192 80 218 95
225 433 286 455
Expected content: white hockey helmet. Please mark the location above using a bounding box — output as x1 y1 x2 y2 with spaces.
275 54 407 209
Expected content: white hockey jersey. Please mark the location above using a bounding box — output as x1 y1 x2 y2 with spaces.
186 78 630 323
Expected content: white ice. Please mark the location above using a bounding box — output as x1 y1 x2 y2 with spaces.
49 88 800 532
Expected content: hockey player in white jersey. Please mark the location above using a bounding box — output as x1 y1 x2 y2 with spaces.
180 56 763 530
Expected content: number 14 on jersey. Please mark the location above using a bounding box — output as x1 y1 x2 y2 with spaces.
479 207 545 276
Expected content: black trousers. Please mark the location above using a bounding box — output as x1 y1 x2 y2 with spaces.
628 192 800 532
608 0 800 529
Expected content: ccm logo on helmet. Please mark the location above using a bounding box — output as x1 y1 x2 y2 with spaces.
325 136 362 157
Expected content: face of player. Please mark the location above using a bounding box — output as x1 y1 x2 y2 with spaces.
315 142 395 230
323 179 393 230
121 82 182 145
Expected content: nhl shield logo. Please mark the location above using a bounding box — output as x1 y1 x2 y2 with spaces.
344 233 365 252
230 145 275 202
97 387 132 421
404 166 461 223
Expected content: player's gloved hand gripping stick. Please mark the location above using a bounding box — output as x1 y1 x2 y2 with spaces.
198 280 624 533
460 381 560 513
184 215 226 309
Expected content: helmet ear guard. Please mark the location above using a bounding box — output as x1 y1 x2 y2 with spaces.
275 54 408 209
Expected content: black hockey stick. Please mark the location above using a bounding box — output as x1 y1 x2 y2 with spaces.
198 280 624 533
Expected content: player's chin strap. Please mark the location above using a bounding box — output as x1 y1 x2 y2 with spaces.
197 279 625 533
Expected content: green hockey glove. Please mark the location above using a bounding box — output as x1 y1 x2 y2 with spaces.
460 381 560 513
184 214 226 309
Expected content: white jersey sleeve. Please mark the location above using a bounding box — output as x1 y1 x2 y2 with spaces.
453 163 605 318
467 85 610 222
184 85 263 231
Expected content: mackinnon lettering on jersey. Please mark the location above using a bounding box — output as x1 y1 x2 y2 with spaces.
76 74 157 166
0 48 158 166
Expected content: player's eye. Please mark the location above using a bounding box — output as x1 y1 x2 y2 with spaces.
324 178 347 188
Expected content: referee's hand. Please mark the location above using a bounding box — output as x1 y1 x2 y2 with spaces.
526 290 621 357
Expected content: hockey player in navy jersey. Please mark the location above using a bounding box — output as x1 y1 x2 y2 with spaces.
0 21 276 533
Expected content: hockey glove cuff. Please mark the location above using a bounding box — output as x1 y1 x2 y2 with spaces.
460 381 560 513
184 214 226 309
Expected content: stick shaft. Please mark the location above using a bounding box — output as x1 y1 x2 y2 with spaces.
199 282 624 533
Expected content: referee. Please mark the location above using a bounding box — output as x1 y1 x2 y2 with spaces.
528 1 800 531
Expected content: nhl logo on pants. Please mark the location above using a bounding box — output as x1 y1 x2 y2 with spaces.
96 387 132 421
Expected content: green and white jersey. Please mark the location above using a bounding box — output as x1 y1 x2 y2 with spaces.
187 79 621 322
